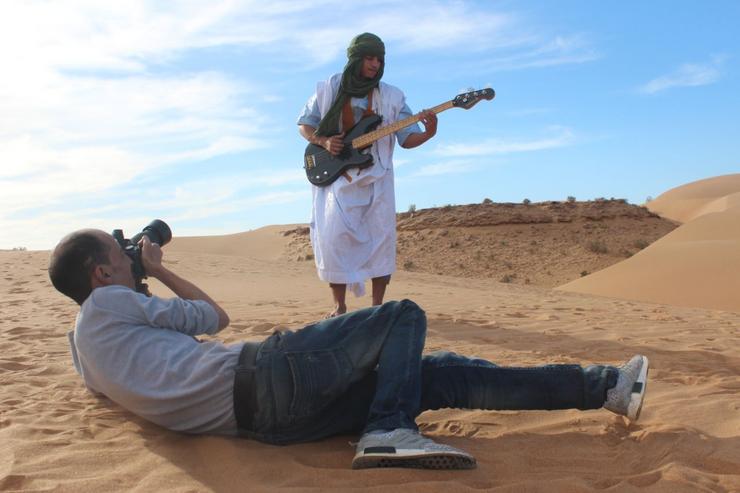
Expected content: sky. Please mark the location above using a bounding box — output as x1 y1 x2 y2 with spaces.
1 0 738 250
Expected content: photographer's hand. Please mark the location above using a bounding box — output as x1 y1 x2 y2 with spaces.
140 236 164 276
138 236 230 331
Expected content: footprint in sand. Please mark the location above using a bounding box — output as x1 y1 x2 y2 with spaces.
628 470 663 487
542 329 564 335
0 475 30 491
452 317 489 325
505 312 527 318
247 322 278 335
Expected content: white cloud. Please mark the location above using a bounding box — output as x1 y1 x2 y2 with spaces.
0 137 144 213
639 56 726 94
436 127 575 157
0 61 266 223
368 4 512 52
471 34 600 72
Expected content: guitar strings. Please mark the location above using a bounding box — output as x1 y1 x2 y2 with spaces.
314 147 332 162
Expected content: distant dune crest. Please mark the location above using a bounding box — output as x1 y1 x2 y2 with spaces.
646 173 740 223
562 173 740 312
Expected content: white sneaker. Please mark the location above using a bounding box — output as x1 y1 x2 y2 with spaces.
604 355 649 421
352 428 476 470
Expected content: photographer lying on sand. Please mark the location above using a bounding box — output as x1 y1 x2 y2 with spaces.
49 224 649 470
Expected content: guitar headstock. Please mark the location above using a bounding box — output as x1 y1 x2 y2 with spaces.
452 88 495 109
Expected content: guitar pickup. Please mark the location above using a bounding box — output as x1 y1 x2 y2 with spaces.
304 154 316 170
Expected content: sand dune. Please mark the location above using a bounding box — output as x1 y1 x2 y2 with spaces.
559 210 740 311
2 174 739 491
560 174 740 312
646 173 740 223
167 225 299 261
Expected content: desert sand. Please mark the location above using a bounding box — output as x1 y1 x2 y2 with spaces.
1 174 739 492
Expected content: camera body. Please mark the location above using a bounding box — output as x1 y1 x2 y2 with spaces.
112 219 172 294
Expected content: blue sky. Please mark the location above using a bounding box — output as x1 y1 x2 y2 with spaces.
1 1 738 250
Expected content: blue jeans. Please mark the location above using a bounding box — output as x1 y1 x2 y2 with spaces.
239 300 618 445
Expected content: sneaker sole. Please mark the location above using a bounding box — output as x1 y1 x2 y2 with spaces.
627 356 649 421
352 452 477 470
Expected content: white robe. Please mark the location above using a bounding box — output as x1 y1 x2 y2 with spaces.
309 74 407 296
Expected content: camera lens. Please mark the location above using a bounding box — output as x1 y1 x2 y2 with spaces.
131 219 172 246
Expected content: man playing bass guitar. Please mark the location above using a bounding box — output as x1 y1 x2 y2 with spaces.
297 32 437 318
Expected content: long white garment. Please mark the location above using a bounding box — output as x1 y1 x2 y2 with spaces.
309 74 407 296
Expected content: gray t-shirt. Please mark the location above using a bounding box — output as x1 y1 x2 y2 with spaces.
68 284 242 435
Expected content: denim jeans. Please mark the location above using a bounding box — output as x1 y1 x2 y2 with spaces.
238 300 618 445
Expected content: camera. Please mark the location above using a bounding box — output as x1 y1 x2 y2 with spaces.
112 219 172 294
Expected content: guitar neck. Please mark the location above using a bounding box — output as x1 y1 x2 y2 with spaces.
352 100 455 149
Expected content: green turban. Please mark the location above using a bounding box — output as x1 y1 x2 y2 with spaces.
315 33 386 137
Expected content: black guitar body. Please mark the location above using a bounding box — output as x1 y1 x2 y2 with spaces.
304 114 382 187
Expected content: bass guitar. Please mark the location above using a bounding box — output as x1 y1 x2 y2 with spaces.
303 88 495 186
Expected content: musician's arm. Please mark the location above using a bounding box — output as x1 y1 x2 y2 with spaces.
400 110 437 149
299 125 322 145
401 132 432 149
299 124 344 156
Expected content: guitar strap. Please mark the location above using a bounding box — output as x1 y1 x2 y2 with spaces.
341 90 375 131
340 90 376 183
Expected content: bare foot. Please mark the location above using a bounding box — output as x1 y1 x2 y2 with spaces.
324 304 347 319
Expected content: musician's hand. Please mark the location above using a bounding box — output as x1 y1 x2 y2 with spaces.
323 133 345 156
419 110 437 138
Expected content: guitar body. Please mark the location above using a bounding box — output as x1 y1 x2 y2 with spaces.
304 114 382 187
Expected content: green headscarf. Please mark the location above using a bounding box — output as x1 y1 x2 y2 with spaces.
315 33 385 137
